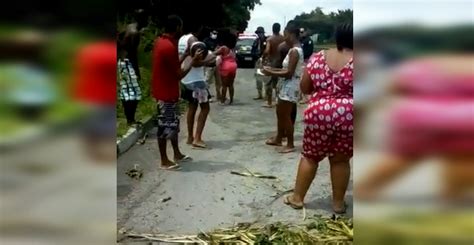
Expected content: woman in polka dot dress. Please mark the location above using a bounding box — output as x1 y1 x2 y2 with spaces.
284 24 353 214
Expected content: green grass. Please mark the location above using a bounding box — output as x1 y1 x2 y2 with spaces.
116 67 155 137
116 64 188 137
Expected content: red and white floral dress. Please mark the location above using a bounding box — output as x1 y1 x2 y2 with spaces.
302 51 354 160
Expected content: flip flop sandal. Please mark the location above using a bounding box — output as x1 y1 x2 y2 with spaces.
278 147 296 154
175 155 192 163
261 104 273 108
192 143 208 149
283 195 304 209
265 138 282 146
159 164 181 171
333 202 347 214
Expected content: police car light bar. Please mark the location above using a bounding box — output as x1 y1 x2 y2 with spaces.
239 33 258 39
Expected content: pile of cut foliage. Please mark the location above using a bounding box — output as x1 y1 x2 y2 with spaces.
122 215 353 244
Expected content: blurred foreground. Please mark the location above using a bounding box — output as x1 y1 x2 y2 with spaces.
0 16 116 244
353 0 474 243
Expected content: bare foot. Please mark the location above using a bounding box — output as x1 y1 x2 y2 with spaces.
186 138 193 145
265 137 282 146
278 146 295 154
332 201 347 214
262 104 273 108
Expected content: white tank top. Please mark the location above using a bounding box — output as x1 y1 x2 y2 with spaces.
283 47 304 80
178 33 192 56
181 41 205 84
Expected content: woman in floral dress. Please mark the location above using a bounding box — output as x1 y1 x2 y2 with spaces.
284 24 353 213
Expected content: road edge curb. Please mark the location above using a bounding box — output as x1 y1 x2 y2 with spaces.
117 115 155 156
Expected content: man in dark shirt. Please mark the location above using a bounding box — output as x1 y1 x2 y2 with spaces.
255 26 267 57
203 30 218 51
300 28 314 62
152 15 202 170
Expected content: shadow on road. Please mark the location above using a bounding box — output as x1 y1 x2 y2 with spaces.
305 194 354 216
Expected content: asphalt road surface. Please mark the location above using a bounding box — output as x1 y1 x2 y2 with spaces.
117 68 353 238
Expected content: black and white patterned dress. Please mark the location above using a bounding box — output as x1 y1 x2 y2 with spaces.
118 58 142 101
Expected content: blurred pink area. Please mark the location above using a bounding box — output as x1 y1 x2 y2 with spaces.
353 2 474 242
388 56 474 156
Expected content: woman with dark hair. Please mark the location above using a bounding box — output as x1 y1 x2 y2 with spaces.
215 30 238 105
262 21 304 153
117 38 142 126
283 23 353 214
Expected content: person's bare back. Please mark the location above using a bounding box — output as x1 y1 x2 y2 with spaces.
266 34 285 66
324 48 353 73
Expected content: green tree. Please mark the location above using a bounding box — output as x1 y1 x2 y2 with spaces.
292 7 353 43
118 0 261 33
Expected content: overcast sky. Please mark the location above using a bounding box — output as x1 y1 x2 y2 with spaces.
246 0 472 34
245 0 352 34
355 0 473 32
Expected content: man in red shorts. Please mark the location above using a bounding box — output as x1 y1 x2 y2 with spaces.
152 15 203 170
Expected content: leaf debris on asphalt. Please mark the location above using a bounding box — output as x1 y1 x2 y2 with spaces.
161 197 172 203
125 164 143 180
230 170 278 179
123 215 353 244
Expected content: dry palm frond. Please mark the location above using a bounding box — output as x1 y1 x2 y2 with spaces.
122 215 353 244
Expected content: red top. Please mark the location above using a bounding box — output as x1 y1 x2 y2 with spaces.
152 34 180 102
73 41 117 105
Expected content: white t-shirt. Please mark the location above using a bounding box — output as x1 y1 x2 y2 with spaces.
181 41 206 84
178 33 193 56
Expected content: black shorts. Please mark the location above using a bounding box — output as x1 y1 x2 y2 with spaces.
181 87 211 105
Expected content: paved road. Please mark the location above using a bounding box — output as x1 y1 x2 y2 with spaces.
117 68 353 237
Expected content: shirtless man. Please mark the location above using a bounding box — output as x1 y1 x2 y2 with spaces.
261 23 285 108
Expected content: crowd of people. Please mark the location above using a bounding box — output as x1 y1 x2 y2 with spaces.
117 11 353 213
